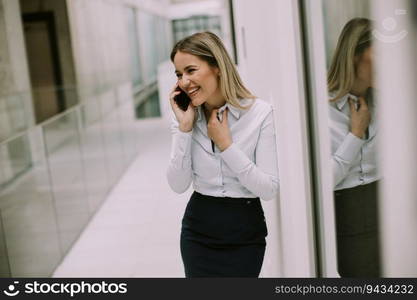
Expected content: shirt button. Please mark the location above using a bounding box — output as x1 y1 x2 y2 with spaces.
246 200 251 204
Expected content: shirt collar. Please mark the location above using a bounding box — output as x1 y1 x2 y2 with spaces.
334 93 358 110
196 102 241 122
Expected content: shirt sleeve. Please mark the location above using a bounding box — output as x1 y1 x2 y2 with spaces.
166 113 193 193
220 110 279 201
332 132 365 187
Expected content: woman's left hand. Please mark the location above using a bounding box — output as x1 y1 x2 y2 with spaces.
207 108 232 152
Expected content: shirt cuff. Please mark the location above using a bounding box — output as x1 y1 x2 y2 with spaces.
334 132 365 163
173 130 193 158
220 143 251 173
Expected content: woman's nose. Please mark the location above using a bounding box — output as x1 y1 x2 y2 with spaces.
180 76 191 88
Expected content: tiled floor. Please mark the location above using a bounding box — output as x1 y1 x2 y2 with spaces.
53 117 192 277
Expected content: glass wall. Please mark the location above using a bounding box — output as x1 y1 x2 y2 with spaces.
0 104 32 190
126 7 144 88
0 0 172 276
0 92 29 143
0 214 11 276
138 11 159 82
300 0 417 277
136 91 161 118
133 10 171 119
135 11 170 82
172 15 222 42
322 0 376 278
0 83 137 276
301 0 377 277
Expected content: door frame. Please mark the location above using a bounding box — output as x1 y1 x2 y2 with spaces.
23 11 66 116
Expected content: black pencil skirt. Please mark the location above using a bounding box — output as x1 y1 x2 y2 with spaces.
180 191 267 277
334 181 381 277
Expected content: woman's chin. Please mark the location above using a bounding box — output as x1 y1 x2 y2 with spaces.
192 98 203 107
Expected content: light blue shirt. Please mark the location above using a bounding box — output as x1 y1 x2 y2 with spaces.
167 98 279 201
329 92 379 190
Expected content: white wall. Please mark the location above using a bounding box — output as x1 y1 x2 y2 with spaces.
232 0 316 277
374 0 417 277
67 0 125 109
0 0 35 140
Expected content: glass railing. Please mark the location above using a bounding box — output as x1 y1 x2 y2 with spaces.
0 90 30 143
0 81 140 276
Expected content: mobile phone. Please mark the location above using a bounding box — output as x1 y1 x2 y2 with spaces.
174 87 191 111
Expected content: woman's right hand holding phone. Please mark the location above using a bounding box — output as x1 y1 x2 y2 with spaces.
169 84 195 132
349 96 371 139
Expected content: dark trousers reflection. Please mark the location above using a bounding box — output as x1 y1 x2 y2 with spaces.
334 181 381 277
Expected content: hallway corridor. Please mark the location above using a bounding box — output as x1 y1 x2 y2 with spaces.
53 117 191 277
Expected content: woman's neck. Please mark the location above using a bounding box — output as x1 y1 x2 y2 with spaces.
202 98 225 124
203 98 226 115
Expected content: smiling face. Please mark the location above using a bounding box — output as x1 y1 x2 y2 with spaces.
174 51 223 107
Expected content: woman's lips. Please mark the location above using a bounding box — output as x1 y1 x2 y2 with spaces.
188 87 200 97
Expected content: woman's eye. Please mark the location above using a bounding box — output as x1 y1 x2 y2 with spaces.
176 74 182 78
188 69 195 74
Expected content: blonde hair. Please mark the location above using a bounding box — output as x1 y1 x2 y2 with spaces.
170 31 255 109
328 18 372 101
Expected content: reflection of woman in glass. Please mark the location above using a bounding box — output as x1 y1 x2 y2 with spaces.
328 18 380 277
167 32 279 277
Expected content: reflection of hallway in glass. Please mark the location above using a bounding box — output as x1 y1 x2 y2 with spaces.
53 117 192 277
136 92 161 119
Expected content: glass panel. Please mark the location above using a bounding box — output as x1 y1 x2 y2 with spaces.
138 11 158 80
100 101 126 186
81 94 101 125
0 130 61 276
7 135 32 180
0 212 11 277
42 110 90 254
0 134 31 187
0 143 13 186
62 86 79 109
6 92 28 135
0 91 30 143
126 7 143 87
117 92 138 165
0 96 12 142
172 16 222 44
159 17 165 63
321 0 379 277
99 89 117 117
79 104 109 213
136 91 161 119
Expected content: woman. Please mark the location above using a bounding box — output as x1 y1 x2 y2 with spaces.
328 18 380 277
166 32 279 277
